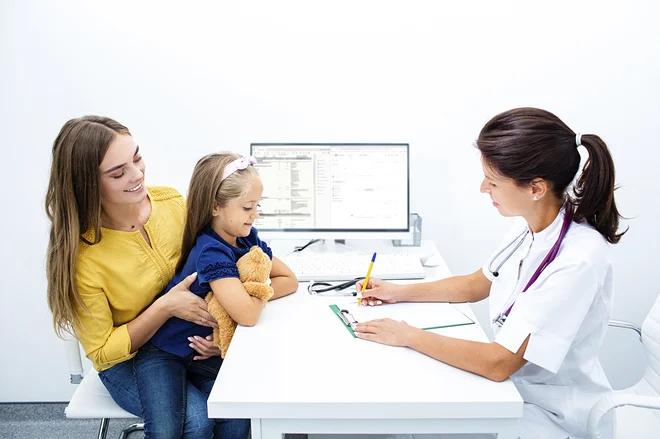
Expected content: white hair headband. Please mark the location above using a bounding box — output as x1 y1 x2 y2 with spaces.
575 133 582 147
221 156 256 182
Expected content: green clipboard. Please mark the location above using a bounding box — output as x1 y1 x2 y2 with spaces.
330 303 475 339
330 304 359 338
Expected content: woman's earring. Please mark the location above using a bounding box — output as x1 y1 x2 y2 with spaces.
533 195 539 201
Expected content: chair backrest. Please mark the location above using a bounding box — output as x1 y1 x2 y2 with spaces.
64 336 84 383
641 292 660 417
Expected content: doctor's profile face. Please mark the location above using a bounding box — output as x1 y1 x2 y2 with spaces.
480 161 534 218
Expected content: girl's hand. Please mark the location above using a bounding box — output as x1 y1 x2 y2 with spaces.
356 278 403 306
159 273 218 328
189 334 222 360
353 318 417 347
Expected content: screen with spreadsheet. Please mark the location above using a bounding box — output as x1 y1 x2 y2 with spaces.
250 143 409 232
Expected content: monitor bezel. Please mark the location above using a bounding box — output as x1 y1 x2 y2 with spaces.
250 143 410 233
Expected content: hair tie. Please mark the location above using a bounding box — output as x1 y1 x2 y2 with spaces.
575 133 582 148
221 156 257 182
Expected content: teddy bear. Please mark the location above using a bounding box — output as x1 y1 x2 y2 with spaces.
205 246 275 358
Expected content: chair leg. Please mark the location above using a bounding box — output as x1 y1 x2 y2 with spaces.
97 418 109 439
118 422 145 439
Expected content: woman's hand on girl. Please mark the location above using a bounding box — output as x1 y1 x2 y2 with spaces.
189 335 221 360
159 273 218 328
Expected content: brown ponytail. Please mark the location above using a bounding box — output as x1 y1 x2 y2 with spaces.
573 134 626 243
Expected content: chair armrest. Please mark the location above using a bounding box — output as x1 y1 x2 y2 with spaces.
608 319 642 341
64 337 84 384
588 392 660 438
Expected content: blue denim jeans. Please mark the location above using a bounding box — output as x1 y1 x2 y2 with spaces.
98 346 249 439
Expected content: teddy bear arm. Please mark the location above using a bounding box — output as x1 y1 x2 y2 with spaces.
243 282 275 301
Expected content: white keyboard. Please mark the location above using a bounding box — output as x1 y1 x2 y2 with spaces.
283 253 426 281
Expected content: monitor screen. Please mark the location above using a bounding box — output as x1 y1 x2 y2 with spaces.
251 143 409 235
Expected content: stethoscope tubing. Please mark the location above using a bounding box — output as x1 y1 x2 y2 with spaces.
307 277 365 295
492 207 575 325
488 229 530 277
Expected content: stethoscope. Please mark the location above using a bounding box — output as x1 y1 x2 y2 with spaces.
307 277 365 295
487 229 530 277
491 207 575 327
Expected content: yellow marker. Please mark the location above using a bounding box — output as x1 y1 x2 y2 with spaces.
357 252 377 306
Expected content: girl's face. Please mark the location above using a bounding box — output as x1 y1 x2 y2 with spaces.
99 134 147 206
212 175 263 246
479 161 533 218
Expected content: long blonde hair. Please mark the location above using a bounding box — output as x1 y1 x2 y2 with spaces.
45 116 131 337
177 153 259 273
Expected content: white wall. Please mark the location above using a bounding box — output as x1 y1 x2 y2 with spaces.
1 0 658 401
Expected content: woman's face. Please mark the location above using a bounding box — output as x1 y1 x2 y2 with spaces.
480 161 533 217
98 134 147 206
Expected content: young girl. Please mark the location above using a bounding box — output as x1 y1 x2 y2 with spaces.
136 152 298 438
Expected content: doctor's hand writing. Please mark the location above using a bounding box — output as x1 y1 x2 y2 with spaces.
356 278 404 306
353 319 418 347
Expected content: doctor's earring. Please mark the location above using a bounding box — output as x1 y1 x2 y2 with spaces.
533 196 539 201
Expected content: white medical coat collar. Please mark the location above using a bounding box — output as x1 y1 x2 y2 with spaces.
527 205 567 244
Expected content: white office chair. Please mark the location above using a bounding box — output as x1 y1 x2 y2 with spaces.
64 337 144 439
588 293 660 438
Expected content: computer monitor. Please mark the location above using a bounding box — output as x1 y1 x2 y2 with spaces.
251 143 411 240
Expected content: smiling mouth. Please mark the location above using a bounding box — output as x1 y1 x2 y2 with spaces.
125 182 143 192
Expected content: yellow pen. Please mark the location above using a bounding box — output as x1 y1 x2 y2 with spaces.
357 252 377 306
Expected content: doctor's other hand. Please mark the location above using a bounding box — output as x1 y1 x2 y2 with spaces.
353 318 417 347
356 278 403 306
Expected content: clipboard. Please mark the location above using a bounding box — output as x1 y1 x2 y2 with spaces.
330 305 360 338
330 302 475 339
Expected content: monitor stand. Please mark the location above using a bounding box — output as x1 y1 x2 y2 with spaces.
315 239 352 253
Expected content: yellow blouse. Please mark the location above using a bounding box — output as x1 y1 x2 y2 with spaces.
75 186 185 371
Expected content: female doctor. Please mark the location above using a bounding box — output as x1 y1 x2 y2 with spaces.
354 107 625 439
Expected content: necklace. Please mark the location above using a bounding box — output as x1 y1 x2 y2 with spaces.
101 213 140 231
101 198 151 231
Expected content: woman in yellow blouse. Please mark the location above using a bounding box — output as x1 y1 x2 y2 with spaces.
45 116 249 438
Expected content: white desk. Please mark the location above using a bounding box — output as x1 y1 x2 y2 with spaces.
208 240 523 438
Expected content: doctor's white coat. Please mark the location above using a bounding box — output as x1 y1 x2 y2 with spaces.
483 207 615 439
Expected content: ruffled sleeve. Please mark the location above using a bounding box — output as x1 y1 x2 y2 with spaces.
197 243 239 287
